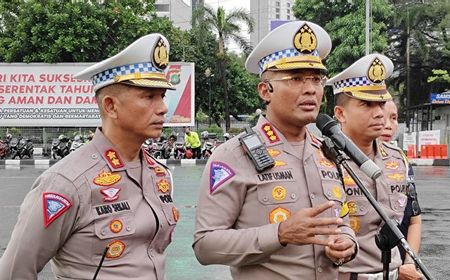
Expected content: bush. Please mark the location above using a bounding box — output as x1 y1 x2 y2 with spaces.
228 127 244 135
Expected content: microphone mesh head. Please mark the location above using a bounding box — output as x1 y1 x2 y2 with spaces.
316 114 336 136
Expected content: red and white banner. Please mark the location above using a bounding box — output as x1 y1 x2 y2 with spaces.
0 62 194 127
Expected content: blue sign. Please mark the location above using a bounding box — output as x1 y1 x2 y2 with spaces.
430 92 450 104
270 20 292 31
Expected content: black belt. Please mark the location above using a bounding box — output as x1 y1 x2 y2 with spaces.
350 273 358 280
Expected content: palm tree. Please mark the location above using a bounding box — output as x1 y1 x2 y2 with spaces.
193 5 254 131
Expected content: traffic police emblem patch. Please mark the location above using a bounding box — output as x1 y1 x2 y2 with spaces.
209 161 235 194
43 192 72 228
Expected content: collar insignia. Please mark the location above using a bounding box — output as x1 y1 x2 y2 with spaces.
105 149 124 169
261 123 280 143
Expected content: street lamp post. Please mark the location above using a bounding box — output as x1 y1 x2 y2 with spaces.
204 68 214 126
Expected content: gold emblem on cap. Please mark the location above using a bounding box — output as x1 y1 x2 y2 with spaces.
293 23 317 54
153 38 169 70
367 58 386 83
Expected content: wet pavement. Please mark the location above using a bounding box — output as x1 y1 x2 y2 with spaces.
0 165 449 279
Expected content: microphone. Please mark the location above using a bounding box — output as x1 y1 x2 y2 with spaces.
316 113 382 180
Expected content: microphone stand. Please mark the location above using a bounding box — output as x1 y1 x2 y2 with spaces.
321 137 434 280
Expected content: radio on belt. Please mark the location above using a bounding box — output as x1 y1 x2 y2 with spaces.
239 127 275 172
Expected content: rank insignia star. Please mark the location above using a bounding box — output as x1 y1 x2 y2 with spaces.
105 149 124 169
261 123 280 143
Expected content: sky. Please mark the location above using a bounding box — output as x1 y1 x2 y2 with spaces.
202 0 251 53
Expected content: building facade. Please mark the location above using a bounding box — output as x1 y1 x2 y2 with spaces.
250 0 294 47
155 0 193 30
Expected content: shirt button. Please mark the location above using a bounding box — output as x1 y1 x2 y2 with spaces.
327 191 332 196
126 226 131 232
263 196 268 202
101 230 105 236
310 193 315 200
91 154 98 159
317 266 323 273
290 193 296 199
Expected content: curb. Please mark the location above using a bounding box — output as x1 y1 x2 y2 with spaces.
0 159 209 167
409 158 450 166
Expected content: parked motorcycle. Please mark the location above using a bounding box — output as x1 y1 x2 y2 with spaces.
52 135 71 159
17 138 34 159
9 137 20 159
201 140 215 159
70 135 85 153
0 140 10 159
174 142 186 159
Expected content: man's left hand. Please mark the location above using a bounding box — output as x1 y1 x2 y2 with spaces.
398 264 423 280
325 235 356 265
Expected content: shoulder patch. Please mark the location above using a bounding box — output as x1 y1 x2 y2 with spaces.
43 192 72 228
209 161 235 194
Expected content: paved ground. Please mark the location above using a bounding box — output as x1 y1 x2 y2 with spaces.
0 165 449 279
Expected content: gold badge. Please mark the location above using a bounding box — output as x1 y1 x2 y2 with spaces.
154 166 166 177
110 219 123 233
272 186 287 201
385 160 399 170
153 38 169 70
274 160 287 167
293 23 317 54
387 173 405 182
172 207 180 222
269 207 291 224
348 201 358 215
157 179 171 193
319 158 335 168
339 201 350 218
349 216 361 234
367 58 386 83
267 148 281 157
332 186 343 199
379 144 388 157
105 149 124 169
93 171 121 186
106 240 126 258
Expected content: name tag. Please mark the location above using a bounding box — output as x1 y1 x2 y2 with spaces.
93 200 132 217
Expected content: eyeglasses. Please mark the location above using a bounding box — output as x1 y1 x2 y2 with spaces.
265 75 327 88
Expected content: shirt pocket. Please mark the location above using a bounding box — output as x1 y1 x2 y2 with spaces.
347 198 371 236
91 212 136 263
389 192 408 223
256 182 298 205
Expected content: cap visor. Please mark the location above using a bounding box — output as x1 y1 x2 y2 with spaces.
121 79 176 90
343 90 392 102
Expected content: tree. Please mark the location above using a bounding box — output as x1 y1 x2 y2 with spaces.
293 0 393 114
0 0 185 63
387 0 450 117
293 0 393 75
192 5 254 130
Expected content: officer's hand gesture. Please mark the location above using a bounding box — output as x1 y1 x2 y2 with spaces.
325 235 356 265
278 201 343 246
